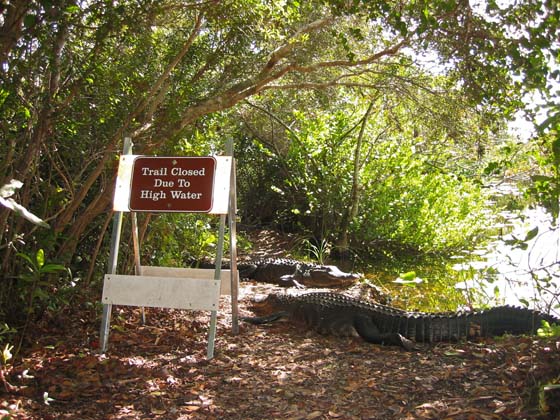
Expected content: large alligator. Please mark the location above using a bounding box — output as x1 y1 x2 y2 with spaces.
199 258 361 288
242 292 560 350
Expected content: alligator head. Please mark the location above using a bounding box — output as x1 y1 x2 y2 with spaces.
248 293 283 315
292 265 361 288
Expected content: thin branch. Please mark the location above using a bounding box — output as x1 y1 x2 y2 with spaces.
55 13 204 231
170 38 409 137
244 100 299 140
280 38 409 74
262 81 388 90
260 17 335 75
132 12 204 121
84 211 113 287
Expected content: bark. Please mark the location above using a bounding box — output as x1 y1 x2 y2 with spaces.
333 101 375 259
1 4 69 271
0 0 29 65
84 210 113 287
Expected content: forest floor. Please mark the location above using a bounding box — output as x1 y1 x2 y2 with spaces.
1 230 560 420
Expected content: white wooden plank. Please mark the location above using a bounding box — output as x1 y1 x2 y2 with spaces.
102 274 220 310
210 156 232 214
140 266 231 295
113 154 135 211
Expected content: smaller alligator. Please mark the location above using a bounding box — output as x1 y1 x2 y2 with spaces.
198 258 361 288
242 292 560 350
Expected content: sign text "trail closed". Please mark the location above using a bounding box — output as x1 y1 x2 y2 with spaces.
129 156 216 212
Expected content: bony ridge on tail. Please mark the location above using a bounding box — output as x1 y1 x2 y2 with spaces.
241 292 560 350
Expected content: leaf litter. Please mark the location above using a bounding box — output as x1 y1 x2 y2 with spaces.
1 229 559 419
1 282 559 420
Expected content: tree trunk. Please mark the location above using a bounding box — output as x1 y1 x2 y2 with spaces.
0 0 29 65
332 101 374 260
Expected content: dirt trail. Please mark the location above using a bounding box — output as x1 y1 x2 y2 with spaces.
2 230 559 419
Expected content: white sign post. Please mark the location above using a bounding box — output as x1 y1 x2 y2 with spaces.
99 138 238 359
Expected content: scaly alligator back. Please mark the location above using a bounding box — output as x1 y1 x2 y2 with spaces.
198 258 361 288
245 292 559 348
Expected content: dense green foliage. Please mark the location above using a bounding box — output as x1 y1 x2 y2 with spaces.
237 92 492 254
1 0 558 345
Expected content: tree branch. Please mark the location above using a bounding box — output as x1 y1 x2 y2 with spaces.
54 12 205 232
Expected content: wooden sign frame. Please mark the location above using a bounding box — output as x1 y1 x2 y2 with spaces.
99 138 239 359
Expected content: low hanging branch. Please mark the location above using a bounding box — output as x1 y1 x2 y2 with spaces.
55 10 411 260
169 20 408 137
54 13 205 234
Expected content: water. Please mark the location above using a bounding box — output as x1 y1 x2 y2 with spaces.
358 184 560 317
454 203 560 317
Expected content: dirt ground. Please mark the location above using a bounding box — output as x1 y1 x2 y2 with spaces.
1 230 560 419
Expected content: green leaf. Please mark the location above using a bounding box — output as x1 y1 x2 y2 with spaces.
552 138 560 169
36 249 45 269
399 271 417 281
523 226 539 242
0 89 8 107
40 263 67 274
531 175 553 184
537 320 560 338
65 5 80 14
16 252 36 267
23 14 37 29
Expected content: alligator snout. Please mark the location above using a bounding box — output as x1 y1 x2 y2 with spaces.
303 265 361 287
248 293 284 315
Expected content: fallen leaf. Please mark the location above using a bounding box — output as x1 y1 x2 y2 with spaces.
150 408 166 415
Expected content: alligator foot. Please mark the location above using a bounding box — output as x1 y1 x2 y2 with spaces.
353 315 413 349
396 334 417 351
373 333 417 350
279 274 305 289
240 311 289 325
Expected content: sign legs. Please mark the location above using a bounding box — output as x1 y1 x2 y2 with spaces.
99 303 112 353
99 137 238 359
207 311 218 359
99 137 131 353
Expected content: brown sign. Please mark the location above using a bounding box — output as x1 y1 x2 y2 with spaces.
129 156 216 212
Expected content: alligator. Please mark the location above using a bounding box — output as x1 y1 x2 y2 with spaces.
198 258 361 288
241 292 560 350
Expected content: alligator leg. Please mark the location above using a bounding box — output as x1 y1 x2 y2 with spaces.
239 264 258 280
353 315 416 350
279 274 305 289
240 311 289 325
377 333 416 350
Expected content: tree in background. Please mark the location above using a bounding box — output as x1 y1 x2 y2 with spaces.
236 70 497 257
